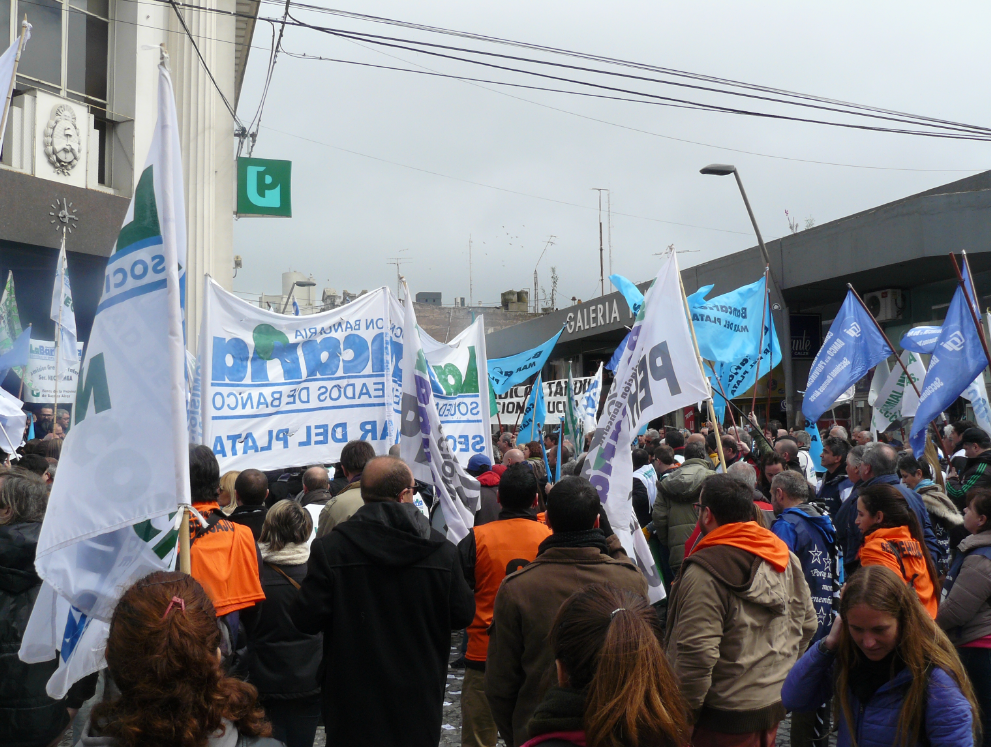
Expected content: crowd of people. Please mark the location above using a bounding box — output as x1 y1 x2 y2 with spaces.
2 414 991 747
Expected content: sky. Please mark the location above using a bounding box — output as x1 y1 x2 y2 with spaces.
231 0 991 311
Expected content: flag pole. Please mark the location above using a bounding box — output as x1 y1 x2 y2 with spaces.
706 360 738 431
846 283 947 480
178 507 190 573
751 266 770 416
0 17 28 153
52 228 66 423
678 263 727 471
512 376 537 435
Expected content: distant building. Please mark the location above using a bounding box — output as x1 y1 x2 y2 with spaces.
415 291 442 305
259 271 318 314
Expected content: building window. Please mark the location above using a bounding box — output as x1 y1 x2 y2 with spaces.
4 0 112 185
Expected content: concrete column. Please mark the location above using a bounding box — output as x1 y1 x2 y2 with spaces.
169 0 236 352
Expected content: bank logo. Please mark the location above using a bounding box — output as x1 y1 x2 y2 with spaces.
237 157 292 217
844 322 861 338
941 331 966 352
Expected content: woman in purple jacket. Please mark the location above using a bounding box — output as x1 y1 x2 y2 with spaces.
782 565 978 747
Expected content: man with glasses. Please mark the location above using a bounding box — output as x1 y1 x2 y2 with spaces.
290 455 475 747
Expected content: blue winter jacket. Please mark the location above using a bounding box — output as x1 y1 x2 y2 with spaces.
771 505 836 642
818 467 852 517
837 474 942 578
782 642 973 747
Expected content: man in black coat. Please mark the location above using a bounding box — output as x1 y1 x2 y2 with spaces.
289 456 475 747
227 469 269 541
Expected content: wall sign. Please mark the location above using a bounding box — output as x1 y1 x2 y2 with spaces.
790 313 822 360
237 157 292 217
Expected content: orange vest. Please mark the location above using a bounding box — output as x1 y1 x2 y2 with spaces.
860 525 938 618
189 502 266 616
466 518 551 662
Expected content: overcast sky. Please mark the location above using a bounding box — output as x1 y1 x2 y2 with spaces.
231 1 991 311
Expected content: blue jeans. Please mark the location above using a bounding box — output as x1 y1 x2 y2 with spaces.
263 694 322 747
958 647 991 747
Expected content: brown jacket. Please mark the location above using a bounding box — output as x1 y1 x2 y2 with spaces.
665 543 816 734
484 534 647 747
937 530 991 645
316 481 363 537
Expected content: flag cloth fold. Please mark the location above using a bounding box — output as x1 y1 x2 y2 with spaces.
687 275 776 365
802 290 893 424
583 252 710 603
579 363 603 432
488 326 563 395
399 289 480 544
872 351 926 433
0 385 26 453
608 274 644 316
911 284 990 456
0 325 30 382
900 326 942 354
516 374 546 444
0 21 31 155
561 362 581 447
22 59 190 698
0 270 24 359
50 236 79 368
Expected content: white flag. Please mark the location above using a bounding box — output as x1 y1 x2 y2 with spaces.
867 361 890 406
872 351 926 433
582 252 710 602
50 235 79 368
0 21 30 156
580 362 604 434
0 385 26 453
22 58 190 698
399 286 480 543
962 375 991 436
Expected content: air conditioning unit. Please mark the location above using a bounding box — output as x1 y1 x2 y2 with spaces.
863 289 904 322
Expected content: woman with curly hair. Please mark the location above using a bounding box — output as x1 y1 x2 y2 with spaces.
521 584 690 747
782 565 978 747
76 571 282 747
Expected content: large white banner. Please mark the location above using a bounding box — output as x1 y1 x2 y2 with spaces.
197 279 400 472
22 338 85 403
495 376 596 421
416 316 494 467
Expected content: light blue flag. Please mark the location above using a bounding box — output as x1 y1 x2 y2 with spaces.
900 326 942 354
703 362 727 425
713 290 782 401
609 274 644 316
688 276 771 363
489 326 564 395
802 290 893 423
292 298 300 316
517 375 546 443
805 425 824 473
605 330 630 373
0 325 30 381
911 284 990 456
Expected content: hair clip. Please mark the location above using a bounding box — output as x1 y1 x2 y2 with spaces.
162 595 186 619
610 607 626 619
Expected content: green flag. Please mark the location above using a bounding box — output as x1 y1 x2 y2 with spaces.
562 362 581 446
0 271 24 377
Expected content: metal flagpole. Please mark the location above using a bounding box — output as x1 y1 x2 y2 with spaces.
956 251 991 364
678 265 727 471
52 228 66 423
0 17 29 152
706 361 738 431
751 266 770 416
512 376 537 435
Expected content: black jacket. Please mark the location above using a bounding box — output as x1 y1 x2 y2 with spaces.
300 488 332 508
227 505 268 541
0 522 70 747
947 450 991 510
289 501 475 747
245 557 322 699
817 467 850 517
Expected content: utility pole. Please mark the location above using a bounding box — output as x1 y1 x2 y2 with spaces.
607 191 613 283
468 235 473 307
387 250 410 301
593 188 608 296
533 235 556 314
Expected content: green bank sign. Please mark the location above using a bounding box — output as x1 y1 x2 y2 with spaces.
237 157 292 217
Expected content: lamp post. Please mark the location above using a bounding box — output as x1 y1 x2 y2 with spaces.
281 279 316 314
700 164 796 427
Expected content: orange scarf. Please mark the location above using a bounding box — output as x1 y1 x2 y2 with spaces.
691 520 791 572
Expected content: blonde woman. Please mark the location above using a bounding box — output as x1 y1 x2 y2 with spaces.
218 470 241 516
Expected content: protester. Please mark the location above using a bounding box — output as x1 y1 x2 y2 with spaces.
947 428 991 509
782 565 977 747
828 425 849 443
15 453 50 479
853 427 874 447
558 445 577 477
818 436 851 516
775 436 816 485
665 429 686 463
485 476 647 747
0 471 79 747
289 456 474 747
35 406 54 438
40 437 62 459
770 469 837 747
665 474 817 747
652 441 714 577
218 470 241 516
228 469 270 541
520 584 690 747
503 448 526 466
75 571 280 747
298 466 333 539
651 445 679 484
467 454 501 526
497 432 515 462
757 452 788 500
898 454 965 569
835 445 866 579
727 460 773 515
857 483 941 618
937 487 991 746
316 440 375 537
631 448 656 527
458 463 551 747
945 420 978 476
246 500 322 747
56 409 70 435
187 445 264 654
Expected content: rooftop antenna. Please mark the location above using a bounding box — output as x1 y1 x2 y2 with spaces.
388 249 410 300
534 235 556 314
468 235 473 307
592 188 609 296
607 191 613 285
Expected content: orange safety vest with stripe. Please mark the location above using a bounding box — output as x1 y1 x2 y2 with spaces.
466 517 551 662
860 525 938 618
189 502 266 616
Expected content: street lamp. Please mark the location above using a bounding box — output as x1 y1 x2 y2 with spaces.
281 279 316 314
700 164 796 426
